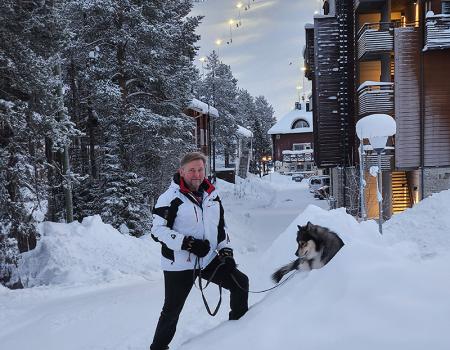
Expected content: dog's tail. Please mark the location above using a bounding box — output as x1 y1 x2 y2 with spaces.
271 258 301 283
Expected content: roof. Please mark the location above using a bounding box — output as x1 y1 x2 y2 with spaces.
268 103 313 135
236 125 253 138
187 98 219 118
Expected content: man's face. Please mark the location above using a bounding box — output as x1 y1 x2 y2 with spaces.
180 159 205 191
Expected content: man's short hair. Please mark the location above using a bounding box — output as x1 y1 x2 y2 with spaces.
180 152 207 167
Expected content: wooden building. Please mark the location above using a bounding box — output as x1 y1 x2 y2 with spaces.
303 0 357 211
184 98 219 175
304 0 450 218
355 0 450 218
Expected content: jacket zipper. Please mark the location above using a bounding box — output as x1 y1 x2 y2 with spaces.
194 206 198 222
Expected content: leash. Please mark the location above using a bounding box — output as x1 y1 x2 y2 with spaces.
193 256 299 316
231 268 299 294
193 256 225 317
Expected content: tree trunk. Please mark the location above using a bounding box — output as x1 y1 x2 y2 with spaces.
56 63 74 223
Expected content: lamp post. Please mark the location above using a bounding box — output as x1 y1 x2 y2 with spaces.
236 3 243 26
356 114 396 234
228 19 234 44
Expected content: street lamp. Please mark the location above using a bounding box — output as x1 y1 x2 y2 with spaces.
199 56 207 77
228 19 234 44
236 2 243 26
356 113 396 234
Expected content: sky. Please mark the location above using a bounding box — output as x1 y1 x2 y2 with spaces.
191 0 320 119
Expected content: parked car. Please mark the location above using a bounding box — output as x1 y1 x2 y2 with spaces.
292 174 304 182
309 175 330 193
314 185 330 200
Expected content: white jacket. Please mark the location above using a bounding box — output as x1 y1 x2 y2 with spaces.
151 174 231 271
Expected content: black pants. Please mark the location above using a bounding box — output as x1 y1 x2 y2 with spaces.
150 256 249 350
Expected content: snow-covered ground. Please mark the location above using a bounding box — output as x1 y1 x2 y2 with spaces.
1 173 450 350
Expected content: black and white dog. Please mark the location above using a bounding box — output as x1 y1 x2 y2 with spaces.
272 222 344 283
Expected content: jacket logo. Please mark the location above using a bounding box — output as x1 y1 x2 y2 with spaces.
171 234 176 239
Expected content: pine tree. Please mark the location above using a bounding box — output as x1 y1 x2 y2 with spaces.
253 95 276 160
198 51 239 167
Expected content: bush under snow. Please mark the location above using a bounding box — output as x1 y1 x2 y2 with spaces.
18 215 161 287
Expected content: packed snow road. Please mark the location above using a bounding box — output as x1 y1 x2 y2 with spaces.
0 173 325 350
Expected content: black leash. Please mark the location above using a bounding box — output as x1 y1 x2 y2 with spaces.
193 257 225 317
231 268 298 294
193 256 299 316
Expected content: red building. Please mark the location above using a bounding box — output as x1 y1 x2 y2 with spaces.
268 102 316 174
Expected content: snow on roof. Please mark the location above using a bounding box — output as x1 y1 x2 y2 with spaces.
282 149 314 155
236 125 253 138
188 98 219 118
426 11 450 19
268 103 313 135
357 81 394 92
305 23 314 29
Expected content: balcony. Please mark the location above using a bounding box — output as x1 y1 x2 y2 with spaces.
425 13 450 50
357 81 394 117
363 145 395 172
357 22 399 60
354 0 387 12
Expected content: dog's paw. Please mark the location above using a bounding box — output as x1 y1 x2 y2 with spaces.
271 269 284 283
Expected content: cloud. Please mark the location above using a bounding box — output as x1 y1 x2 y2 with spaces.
192 0 318 116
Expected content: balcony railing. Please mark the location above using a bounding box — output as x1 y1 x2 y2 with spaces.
425 13 450 50
357 21 400 60
363 146 395 172
357 81 394 117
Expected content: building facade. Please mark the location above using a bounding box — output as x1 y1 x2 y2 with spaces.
268 102 316 175
305 0 450 218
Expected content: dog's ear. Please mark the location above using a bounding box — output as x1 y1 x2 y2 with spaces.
297 224 302 231
306 221 313 229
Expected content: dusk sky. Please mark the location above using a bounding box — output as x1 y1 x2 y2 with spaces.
191 0 320 119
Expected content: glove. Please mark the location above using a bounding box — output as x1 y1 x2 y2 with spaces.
182 236 210 258
218 247 236 274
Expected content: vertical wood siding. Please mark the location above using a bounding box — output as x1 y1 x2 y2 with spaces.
424 50 450 166
394 26 421 169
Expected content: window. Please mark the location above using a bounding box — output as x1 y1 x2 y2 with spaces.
443 0 450 14
292 119 310 129
293 143 312 151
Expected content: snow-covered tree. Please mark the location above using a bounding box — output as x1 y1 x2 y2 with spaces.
252 95 276 160
197 51 239 166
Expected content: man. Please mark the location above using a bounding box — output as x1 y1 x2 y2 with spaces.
150 152 249 350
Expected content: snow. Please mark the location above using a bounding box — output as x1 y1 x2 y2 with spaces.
267 103 313 135
282 149 314 155
384 189 450 258
236 124 253 138
18 215 161 287
356 113 396 140
1 175 450 350
187 98 219 118
357 80 394 92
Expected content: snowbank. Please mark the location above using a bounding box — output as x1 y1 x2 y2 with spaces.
18 215 161 287
384 189 450 258
180 205 450 350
